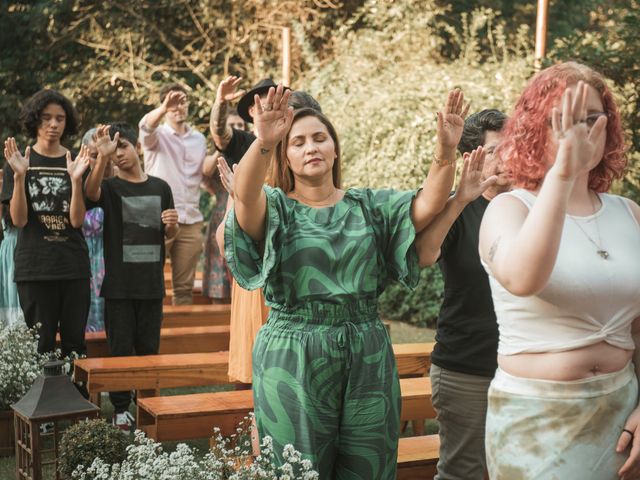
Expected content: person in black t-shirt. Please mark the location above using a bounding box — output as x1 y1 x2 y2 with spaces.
84 123 177 431
209 78 322 166
1 89 91 357
415 109 509 480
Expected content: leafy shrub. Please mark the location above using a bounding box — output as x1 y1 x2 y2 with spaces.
58 419 130 479
379 266 444 328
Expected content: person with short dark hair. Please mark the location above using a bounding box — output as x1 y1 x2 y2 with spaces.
139 83 206 305
1 89 91 356
414 108 508 479
84 123 178 431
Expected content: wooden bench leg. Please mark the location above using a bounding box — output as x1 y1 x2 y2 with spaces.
411 419 425 435
90 392 101 408
137 388 160 399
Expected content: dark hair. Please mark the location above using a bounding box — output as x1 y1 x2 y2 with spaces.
159 83 187 103
109 122 138 146
458 109 507 155
19 89 79 140
269 108 341 192
288 91 322 112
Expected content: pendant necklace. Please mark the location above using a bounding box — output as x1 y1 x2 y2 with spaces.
569 193 609 260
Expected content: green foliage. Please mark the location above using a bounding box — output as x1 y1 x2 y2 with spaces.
0 0 366 154
548 0 640 201
305 4 535 192
58 419 130 478
378 266 444 328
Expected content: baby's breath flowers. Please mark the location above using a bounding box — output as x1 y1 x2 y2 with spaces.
72 413 318 480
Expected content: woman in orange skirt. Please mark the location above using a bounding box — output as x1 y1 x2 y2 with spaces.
215 157 268 384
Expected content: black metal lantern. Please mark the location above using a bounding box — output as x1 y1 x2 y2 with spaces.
11 360 100 480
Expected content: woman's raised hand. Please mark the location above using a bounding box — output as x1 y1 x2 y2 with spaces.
3 138 30 177
94 125 119 158
437 89 470 152
550 80 607 182
252 84 293 149
454 146 497 204
217 156 237 197
66 145 91 181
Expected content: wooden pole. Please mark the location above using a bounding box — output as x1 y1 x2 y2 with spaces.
282 27 291 86
535 0 549 68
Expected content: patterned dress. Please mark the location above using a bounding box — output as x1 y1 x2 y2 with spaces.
225 185 419 480
82 208 105 332
202 175 231 300
0 220 23 327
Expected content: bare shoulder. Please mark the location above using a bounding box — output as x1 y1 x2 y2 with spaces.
482 192 530 226
479 192 530 261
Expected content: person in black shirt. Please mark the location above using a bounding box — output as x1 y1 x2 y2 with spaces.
209 78 321 166
415 109 509 479
1 89 91 356
84 123 177 431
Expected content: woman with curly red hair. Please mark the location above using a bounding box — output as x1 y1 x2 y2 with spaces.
479 61 640 479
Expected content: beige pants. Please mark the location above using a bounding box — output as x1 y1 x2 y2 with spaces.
165 222 203 305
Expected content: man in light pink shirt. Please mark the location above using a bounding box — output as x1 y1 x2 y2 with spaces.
139 84 207 305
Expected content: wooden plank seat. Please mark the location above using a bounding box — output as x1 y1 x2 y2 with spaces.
393 342 435 377
74 351 231 396
162 304 231 328
75 342 434 394
397 435 439 479
68 325 230 358
137 376 434 442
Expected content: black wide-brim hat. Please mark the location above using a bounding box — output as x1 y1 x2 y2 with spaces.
237 78 290 124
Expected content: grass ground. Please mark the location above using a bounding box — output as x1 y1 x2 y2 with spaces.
0 321 436 478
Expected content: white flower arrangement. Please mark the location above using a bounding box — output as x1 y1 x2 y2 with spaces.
72 414 319 480
0 323 48 410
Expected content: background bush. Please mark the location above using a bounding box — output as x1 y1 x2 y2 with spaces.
58 419 130 478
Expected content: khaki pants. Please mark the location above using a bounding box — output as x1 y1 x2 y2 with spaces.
166 222 203 305
430 363 493 480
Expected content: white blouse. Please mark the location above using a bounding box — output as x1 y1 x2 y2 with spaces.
484 189 640 355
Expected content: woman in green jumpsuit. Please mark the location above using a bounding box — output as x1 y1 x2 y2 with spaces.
225 85 471 479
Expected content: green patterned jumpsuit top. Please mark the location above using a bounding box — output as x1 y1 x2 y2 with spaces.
225 185 420 480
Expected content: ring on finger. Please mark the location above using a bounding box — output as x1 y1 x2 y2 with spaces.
263 104 274 111
556 130 566 139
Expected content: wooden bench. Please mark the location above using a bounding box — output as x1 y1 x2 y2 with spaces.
74 342 434 398
137 376 435 442
393 342 434 378
75 325 230 358
74 351 231 399
162 304 231 328
397 435 439 479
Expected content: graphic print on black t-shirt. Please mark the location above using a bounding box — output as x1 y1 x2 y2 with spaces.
27 167 71 238
122 195 161 263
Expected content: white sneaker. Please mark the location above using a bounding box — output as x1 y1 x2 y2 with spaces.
112 411 135 433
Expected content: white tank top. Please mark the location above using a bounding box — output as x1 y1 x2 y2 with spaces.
484 189 640 355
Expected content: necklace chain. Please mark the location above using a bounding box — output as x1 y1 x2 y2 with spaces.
291 188 338 206
569 193 609 260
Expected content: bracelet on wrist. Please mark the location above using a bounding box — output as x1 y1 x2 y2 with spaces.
433 153 457 167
